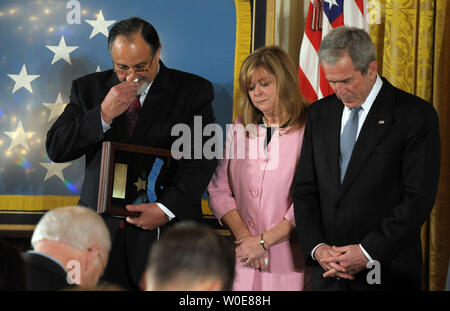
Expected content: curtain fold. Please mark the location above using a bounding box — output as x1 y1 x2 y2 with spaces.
369 0 450 291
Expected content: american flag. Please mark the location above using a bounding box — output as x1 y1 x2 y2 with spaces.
299 0 368 103
0 0 235 228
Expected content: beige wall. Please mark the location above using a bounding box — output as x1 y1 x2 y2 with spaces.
274 0 307 64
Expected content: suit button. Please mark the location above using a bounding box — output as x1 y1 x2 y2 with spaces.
250 189 259 197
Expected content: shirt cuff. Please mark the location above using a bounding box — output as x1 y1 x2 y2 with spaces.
311 243 325 261
101 115 111 133
156 202 175 221
359 244 374 264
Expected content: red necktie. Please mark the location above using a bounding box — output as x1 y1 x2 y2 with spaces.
126 96 141 136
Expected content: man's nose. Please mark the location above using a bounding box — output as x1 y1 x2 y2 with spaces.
126 72 138 82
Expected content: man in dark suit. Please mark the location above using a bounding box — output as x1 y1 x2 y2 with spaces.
46 18 216 289
46 17 217 290
22 251 69 291
22 206 111 290
293 26 440 290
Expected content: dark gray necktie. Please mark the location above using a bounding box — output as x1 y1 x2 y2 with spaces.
340 106 362 183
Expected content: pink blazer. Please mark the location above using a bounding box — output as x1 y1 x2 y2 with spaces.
208 118 308 291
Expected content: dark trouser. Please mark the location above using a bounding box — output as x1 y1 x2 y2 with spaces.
101 226 142 291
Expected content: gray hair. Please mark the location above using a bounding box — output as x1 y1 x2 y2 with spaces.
31 206 111 253
318 26 376 74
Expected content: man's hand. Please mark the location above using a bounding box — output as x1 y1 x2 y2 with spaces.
315 244 354 280
321 245 368 277
125 203 168 230
101 80 138 124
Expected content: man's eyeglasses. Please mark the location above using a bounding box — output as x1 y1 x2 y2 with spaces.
113 57 153 76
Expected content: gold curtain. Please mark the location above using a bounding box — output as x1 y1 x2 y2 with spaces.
232 0 252 120
369 0 450 291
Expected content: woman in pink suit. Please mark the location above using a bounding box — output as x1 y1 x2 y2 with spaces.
207 46 309 291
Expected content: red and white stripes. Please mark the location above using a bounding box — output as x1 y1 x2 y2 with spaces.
298 0 368 103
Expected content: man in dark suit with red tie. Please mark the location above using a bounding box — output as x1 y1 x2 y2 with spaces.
46 17 217 290
293 26 440 290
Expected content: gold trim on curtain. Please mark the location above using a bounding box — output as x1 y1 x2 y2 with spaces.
265 0 276 46
232 0 252 120
369 0 450 291
0 195 79 211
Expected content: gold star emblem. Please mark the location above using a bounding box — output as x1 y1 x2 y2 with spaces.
133 177 147 191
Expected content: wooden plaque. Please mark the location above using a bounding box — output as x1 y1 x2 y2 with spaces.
97 142 173 218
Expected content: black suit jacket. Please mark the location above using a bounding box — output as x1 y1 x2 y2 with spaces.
46 62 217 285
293 78 440 290
22 252 69 291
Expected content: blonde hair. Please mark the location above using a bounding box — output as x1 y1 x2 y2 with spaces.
238 45 309 132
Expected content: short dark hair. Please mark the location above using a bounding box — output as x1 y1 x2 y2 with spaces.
146 221 235 291
108 17 161 55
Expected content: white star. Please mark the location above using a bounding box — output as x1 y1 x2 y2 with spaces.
96 65 101 72
4 121 36 151
39 161 72 182
85 10 115 39
46 35 79 65
7 65 40 94
324 0 339 8
42 93 67 122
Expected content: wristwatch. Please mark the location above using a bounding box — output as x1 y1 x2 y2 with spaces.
259 234 267 251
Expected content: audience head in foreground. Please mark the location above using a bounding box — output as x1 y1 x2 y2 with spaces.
144 221 235 291
24 206 111 290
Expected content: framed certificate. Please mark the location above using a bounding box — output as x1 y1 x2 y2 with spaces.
97 142 173 218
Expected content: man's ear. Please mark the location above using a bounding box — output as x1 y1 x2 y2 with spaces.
85 245 101 269
368 61 378 81
155 46 162 61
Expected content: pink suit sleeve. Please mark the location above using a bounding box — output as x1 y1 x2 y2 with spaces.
207 121 239 225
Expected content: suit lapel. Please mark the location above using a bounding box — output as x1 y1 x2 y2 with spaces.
131 61 170 144
339 79 396 197
322 97 344 188
105 70 121 90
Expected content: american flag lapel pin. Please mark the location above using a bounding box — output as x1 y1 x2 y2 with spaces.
378 120 385 124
